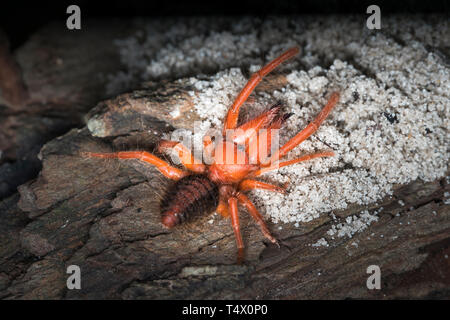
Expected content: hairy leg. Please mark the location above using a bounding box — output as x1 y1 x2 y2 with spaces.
237 193 278 246
228 197 244 264
81 151 189 180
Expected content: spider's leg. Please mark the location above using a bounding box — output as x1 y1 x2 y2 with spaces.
223 47 299 134
238 179 286 193
230 102 282 145
228 197 245 264
251 151 334 177
237 193 278 246
264 92 339 166
157 140 206 173
81 151 188 180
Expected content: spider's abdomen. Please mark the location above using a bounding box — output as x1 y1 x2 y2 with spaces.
160 174 219 228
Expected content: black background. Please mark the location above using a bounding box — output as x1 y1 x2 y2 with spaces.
1 0 449 50
0 299 446 317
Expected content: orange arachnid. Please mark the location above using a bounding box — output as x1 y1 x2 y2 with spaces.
82 47 340 263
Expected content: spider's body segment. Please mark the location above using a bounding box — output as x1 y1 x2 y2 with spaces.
83 47 340 263
160 174 219 228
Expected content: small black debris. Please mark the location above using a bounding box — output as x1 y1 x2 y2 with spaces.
383 112 399 124
352 91 359 102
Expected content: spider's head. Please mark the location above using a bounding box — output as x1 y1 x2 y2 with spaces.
208 141 258 184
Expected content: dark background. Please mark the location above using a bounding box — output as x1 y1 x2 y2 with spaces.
1 0 449 50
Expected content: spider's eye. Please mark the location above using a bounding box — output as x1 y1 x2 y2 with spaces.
211 136 216 142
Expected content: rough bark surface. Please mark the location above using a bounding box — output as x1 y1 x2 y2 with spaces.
0 16 449 299
0 20 137 198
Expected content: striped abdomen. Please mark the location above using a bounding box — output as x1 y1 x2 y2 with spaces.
160 174 219 228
